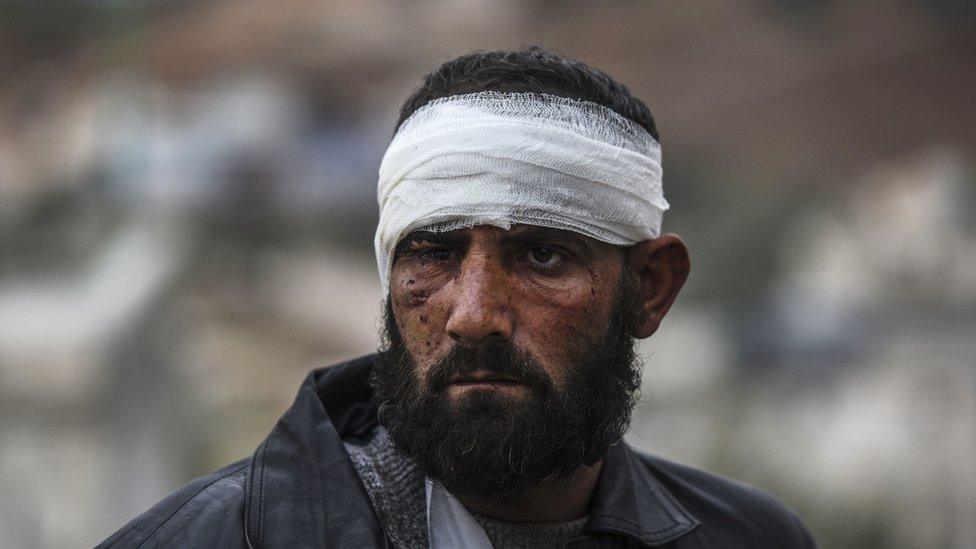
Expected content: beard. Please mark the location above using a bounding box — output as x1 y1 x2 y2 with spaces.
369 276 643 503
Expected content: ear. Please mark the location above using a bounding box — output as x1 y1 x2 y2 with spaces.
628 234 690 339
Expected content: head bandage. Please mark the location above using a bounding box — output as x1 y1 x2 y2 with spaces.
375 91 668 293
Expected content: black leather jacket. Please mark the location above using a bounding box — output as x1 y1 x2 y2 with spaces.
99 354 816 548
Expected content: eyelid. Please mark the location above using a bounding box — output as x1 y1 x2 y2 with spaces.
413 241 455 253
401 240 443 255
521 246 565 272
524 242 574 260
418 245 460 263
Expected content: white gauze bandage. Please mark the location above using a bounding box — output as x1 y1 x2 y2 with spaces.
375 91 668 293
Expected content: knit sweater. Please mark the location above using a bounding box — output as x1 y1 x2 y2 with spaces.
344 427 587 548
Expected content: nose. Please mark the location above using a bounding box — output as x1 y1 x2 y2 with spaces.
445 253 514 346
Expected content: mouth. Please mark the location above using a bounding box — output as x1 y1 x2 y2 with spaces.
448 371 526 391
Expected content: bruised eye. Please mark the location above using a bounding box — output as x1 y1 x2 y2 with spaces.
419 248 454 263
527 246 562 268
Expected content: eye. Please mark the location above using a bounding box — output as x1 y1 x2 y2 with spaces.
526 246 562 268
419 248 455 263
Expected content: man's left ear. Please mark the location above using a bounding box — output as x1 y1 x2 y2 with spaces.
628 234 691 339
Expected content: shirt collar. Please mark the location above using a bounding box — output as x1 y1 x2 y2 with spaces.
583 442 701 546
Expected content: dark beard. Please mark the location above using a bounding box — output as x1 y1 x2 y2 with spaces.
369 279 642 503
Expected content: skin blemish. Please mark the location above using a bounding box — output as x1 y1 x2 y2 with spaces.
407 279 415 285
420 314 429 323
591 287 595 296
398 283 434 306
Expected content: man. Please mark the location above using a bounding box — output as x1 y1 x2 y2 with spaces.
101 48 815 548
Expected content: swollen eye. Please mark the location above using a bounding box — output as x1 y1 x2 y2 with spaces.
420 248 453 262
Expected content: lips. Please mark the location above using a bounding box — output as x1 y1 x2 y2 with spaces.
449 370 523 385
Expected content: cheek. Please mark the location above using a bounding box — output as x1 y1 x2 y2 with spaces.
394 269 443 307
390 269 453 366
523 263 615 322
511 267 617 377
519 259 615 310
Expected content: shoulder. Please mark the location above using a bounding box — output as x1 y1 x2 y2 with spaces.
636 450 816 548
97 459 250 548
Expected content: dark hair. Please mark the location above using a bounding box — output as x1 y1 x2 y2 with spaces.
395 47 659 140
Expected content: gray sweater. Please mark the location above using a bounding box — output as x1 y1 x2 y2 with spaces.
345 427 587 548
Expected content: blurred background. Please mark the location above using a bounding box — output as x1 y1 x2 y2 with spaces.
1 0 975 547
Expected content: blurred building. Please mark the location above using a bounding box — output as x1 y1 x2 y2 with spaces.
1 1 974 547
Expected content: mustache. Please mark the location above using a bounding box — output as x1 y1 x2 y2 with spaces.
426 342 554 393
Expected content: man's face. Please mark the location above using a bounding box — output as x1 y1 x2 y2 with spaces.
371 224 643 500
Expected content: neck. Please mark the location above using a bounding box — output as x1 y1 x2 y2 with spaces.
454 460 603 523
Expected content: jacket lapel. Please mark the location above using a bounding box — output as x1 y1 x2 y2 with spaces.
244 358 388 548
584 442 700 546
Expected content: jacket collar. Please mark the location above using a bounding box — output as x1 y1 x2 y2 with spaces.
584 442 700 546
244 356 387 548
245 355 699 548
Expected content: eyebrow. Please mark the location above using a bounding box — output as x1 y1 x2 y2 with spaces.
500 226 601 257
502 225 586 243
393 225 596 258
